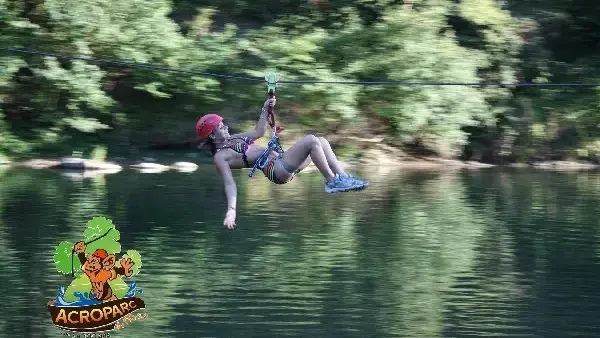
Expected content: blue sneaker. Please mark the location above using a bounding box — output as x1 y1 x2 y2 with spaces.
325 174 356 193
341 174 369 191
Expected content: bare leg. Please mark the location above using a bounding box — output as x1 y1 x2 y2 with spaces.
277 135 335 182
295 157 312 172
317 136 368 190
279 137 346 175
317 137 347 176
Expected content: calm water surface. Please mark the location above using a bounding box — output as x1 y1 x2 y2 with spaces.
1 165 599 338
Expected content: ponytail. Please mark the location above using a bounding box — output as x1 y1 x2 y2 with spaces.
198 139 217 157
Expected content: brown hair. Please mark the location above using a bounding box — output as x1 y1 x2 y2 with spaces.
198 139 217 156
197 119 239 157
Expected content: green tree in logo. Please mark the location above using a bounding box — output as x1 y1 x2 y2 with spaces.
53 216 142 302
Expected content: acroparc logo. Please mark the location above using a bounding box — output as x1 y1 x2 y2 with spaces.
47 216 146 333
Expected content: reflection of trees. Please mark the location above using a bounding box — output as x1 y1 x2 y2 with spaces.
114 230 190 337
64 174 108 231
128 169 494 337
338 171 488 337
0 169 127 337
462 169 600 265
1 167 599 337
0 180 21 335
458 169 600 337
0 169 72 337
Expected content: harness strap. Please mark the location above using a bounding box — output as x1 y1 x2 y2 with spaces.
265 72 284 136
248 135 283 177
249 72 284 178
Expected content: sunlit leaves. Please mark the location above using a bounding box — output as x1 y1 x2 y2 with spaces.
1 0 599 160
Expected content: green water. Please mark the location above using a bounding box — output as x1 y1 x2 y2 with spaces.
1 166 600 338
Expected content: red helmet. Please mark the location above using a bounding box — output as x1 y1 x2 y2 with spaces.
196 113 223 140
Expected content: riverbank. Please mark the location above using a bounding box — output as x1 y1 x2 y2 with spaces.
1 150 599 175
0 157 200 173
3 119 600 174
1 128 598 173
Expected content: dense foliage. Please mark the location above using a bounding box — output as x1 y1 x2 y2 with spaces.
1 0 599 162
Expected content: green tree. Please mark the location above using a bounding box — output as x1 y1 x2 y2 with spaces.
328 6 490 157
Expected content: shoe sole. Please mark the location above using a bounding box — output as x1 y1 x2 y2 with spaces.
326 182 368 193
350 181 369 191
325 185 355 193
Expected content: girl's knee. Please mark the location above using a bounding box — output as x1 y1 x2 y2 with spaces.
317 136 329 145
303 134 320 147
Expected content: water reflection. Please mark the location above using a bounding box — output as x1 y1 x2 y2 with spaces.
0 167 599 337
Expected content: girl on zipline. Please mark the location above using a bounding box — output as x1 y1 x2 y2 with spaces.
196 97 368 229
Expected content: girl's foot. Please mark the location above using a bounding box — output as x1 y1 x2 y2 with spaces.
342 174 369 190
325 174 357 193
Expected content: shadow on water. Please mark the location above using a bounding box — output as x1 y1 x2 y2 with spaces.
0 166 599 337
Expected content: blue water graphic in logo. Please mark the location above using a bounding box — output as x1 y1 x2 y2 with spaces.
54 281 143 307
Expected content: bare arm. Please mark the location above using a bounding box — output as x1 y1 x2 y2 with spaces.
231 99 273 140
213 154 237 211
231 107 269 140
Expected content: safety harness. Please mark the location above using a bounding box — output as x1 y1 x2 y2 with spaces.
249 72 285 177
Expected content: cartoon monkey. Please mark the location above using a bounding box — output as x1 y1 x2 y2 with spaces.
73 241 134 302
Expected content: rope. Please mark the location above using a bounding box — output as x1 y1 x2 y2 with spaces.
2 47 599 87
278 80 600 87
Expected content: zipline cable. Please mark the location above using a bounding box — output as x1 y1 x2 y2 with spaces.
1 47 599 87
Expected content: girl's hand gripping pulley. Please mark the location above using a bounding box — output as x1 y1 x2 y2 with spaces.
265 72 284 135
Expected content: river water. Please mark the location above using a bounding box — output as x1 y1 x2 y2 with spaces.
1 165 599 337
